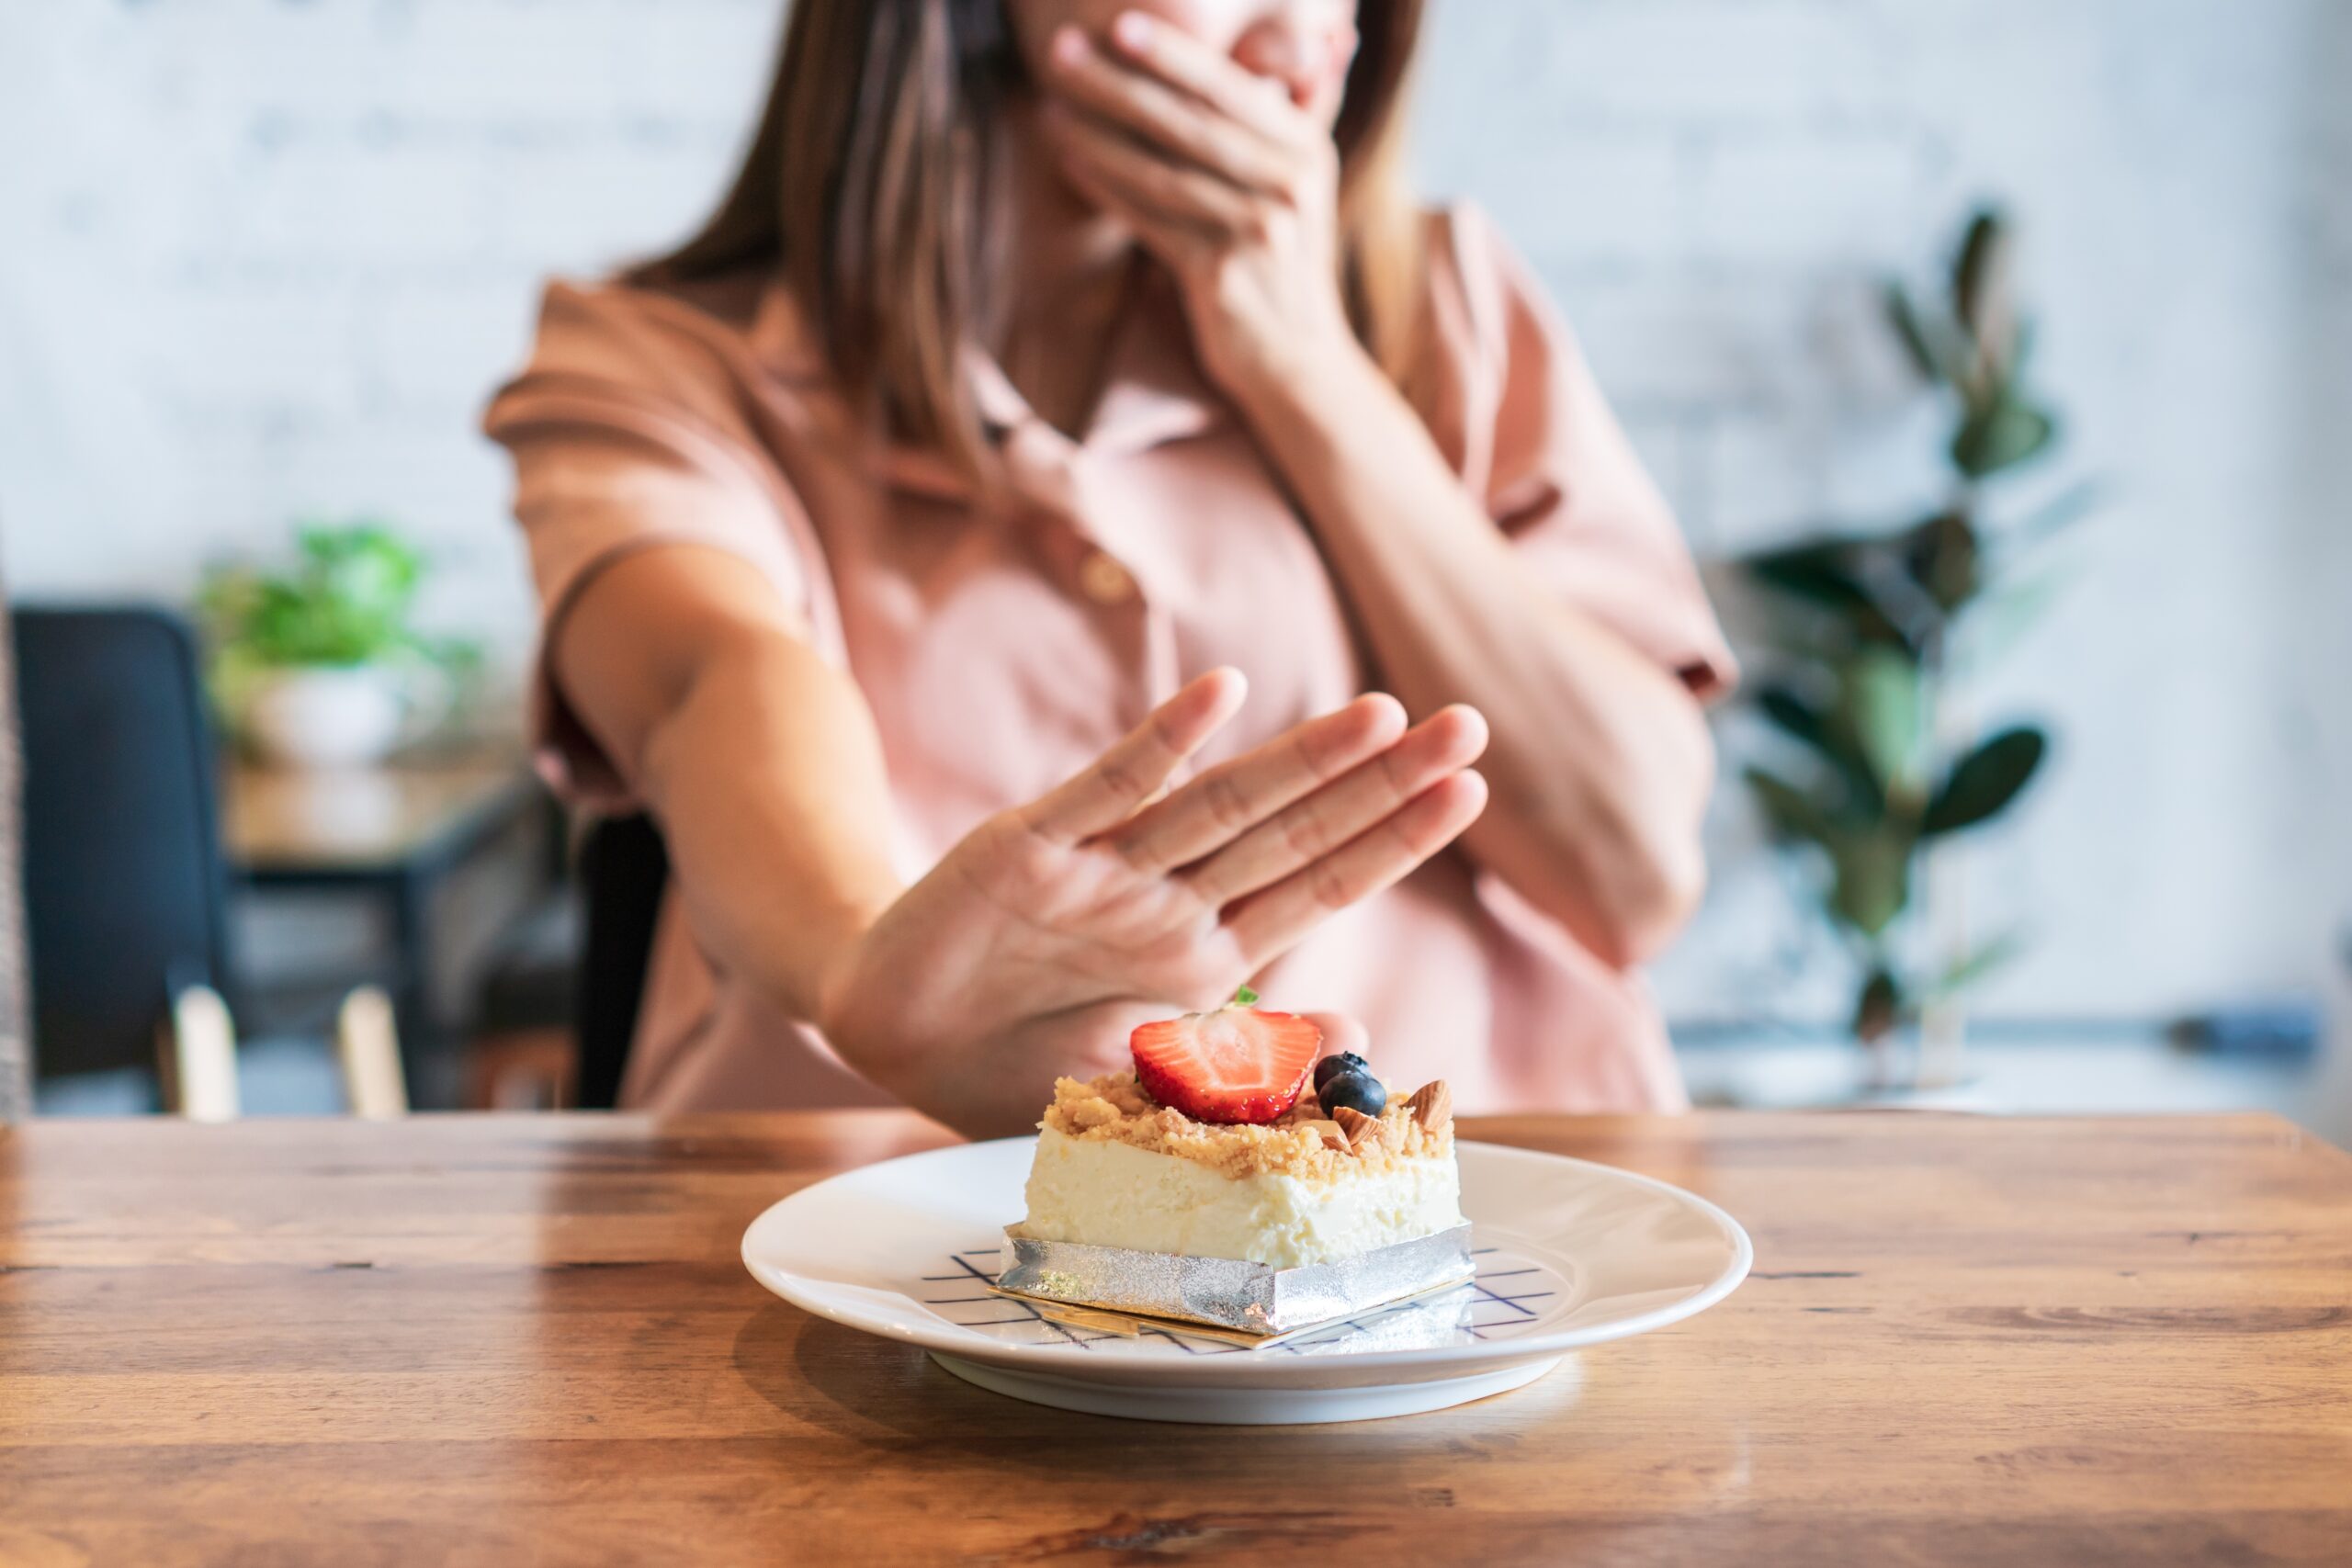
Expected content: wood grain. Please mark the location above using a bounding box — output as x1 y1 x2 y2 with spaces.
2 1111 2347 1566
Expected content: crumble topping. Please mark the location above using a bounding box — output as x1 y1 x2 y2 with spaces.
1039 1070 1454 1184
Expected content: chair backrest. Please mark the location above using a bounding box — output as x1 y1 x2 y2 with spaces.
13 605 232 1081
572 812 668 1110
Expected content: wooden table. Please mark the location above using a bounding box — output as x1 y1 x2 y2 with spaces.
4 1112 2348 1565
220 755 541 876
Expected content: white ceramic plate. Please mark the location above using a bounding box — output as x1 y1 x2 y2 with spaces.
741 1137 1750 1425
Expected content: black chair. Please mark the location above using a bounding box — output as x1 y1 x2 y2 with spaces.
13 605 236 1110
574 814 668 1109
468 811 667 1111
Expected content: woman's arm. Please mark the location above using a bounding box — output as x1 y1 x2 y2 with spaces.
549 542 1490 1134
551 543 903 1023
1230 355 1714 968
1039 16 1713 966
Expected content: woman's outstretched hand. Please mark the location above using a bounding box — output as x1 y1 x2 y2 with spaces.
1038 12 1361 405
819 669 1486 1137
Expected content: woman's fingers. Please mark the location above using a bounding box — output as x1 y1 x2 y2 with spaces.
1103 10 1314 146
1052 154 1219 278
1181 705 1489 908
1103 693 1406 873
1221 771 1491 969
1044 103 1259 237
1046 28 1293 194
1022 668 1247 842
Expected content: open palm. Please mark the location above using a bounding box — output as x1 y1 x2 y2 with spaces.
820 670 1487 1136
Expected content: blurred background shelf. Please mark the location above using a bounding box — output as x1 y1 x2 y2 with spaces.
1678 1021 2322 1120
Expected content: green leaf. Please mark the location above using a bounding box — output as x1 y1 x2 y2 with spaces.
1903 510 1980 612
1231 986 1260 1009
1951 393 2056 479
1743 766 1835 848
1951 209 2010 340
1883 282 1947 384
1841 647 1925 797
1740 536 1921 655
1744 539 1872 609
1754 683 1886 815
1827 826 1913 937
1756 684 1831 751
1922 727 2049 835
201 522 436 670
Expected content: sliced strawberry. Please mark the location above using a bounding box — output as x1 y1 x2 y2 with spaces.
1129 988 1322 1125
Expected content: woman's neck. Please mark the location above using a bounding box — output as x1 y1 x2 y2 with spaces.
992 103 1140 437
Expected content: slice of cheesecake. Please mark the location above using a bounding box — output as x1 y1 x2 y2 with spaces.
1019 1069 1460 1270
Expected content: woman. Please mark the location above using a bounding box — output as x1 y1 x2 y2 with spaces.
485 0 1733 1136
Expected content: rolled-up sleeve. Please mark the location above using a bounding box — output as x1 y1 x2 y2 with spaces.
483 281 825 807
1453 212 1737 701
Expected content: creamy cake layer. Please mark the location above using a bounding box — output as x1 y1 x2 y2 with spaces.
1017 1126 1464 1269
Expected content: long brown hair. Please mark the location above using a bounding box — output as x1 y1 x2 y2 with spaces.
632 0 1427 478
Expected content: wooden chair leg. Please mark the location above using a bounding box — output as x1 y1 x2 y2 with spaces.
464 1028 576 1111
335 986 409 1120
159 985 240 1122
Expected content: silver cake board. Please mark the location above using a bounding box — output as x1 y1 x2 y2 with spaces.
991 1224 1476 1340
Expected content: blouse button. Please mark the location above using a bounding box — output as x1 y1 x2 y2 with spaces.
1078 550 1137 605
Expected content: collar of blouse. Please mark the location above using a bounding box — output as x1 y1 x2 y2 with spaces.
745 267 1228 508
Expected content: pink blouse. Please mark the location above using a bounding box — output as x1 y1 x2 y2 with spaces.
484 204 1735 1117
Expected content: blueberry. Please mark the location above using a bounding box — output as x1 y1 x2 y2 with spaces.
1317 1069 1386 1118
1312 1052 1370 1092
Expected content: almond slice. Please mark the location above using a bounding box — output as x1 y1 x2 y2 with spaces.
1330 1105 1383 1152
1407 1079 1453 1134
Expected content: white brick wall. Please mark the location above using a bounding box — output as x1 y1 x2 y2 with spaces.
2 0 2347 1029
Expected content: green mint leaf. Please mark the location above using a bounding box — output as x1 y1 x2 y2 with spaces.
1231 986 1260 1009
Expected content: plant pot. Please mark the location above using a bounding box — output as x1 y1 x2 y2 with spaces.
243 665 410 768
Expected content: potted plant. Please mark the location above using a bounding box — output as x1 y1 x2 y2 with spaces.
199 523 476 769
1735 207 2092 1093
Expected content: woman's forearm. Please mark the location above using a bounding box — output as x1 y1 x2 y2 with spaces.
555 547 904 1027
636 628 904 1020
1231 344 1715 967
